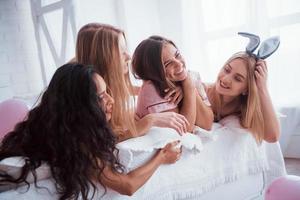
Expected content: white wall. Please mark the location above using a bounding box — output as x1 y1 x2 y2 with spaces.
75 0 119 28
0 0 43 102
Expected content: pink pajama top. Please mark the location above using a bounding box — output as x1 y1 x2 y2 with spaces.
136 71 210 119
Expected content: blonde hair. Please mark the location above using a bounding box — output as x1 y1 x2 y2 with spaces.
89 25 136 137
211 52 264 143
76 23 105 64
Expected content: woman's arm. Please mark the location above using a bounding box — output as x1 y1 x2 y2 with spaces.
135 112 189 136
179 75 197 132
100 141 181 196
195 93 214 130
255 60 280 142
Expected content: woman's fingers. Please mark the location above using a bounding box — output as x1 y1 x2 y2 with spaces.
256 65 266 79
174 113 189 133
164 140 180 151
164 87 183 104
164 89 175 100
256 60 268 74
255 71 260 79
167 113 188 134
174 92 183 105
170 140 180 149
170 89 181 104
163 140 182 163
153 112 189 134
177 113 190 127
171 119 185 135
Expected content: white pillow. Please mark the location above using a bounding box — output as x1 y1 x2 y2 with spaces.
0 156 51 192
116 127 203 171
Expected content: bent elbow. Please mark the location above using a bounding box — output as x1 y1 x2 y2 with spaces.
119 188 135 196
264 131 280 143
119 181 137 196
121 189 135 196
265 137 278 143
204 120 213 131
204 113 214 131
200 124 212 131
201 118 214 131
205 125 213 131
187 125 195 133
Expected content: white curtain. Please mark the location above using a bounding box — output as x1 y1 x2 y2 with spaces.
37 0 300 107
179 0 300 107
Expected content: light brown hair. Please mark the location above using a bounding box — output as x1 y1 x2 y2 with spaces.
132 35 177 97
88 25 136 137
76 23 105 64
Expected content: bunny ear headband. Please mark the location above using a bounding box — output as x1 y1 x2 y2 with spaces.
238 32 280 59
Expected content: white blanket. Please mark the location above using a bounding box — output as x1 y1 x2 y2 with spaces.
0 116 286 200
117 127 204 171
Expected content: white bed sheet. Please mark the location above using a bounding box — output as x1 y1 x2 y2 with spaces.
0 117 286 200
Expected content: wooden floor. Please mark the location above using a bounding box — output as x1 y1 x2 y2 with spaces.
284 158 300 176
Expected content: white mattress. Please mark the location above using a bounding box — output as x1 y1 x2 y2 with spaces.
0 173 264 200
191 172 264 200
0 116 285 200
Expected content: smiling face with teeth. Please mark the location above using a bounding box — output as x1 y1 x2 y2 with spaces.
162 43 187 82
216 58 248 98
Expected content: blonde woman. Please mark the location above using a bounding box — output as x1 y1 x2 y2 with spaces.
206 52 280 143
76 23 189 141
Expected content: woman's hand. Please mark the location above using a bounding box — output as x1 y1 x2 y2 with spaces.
150 112 189 135
164 86 183 105
100 141 181 196
182 74 195 90
158 140 182 164
255 60 268 91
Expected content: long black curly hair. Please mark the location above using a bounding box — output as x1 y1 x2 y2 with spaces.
0 63 123 199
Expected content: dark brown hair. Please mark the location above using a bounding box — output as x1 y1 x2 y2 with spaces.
0 63 123 199
132 35 177 97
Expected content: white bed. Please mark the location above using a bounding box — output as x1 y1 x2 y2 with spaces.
0 116 286 200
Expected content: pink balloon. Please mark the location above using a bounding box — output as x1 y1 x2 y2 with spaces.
0 99 29 140
265 175 300 200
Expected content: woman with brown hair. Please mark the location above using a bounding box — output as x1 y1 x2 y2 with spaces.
131 35 214 132
75 23 189 141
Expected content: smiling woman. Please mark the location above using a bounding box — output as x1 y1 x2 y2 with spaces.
162 43 188 82
205 52 280 143
216 58 248 98
132 35 214 132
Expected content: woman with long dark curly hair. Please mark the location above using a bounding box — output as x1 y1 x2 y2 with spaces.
0 63 181 199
